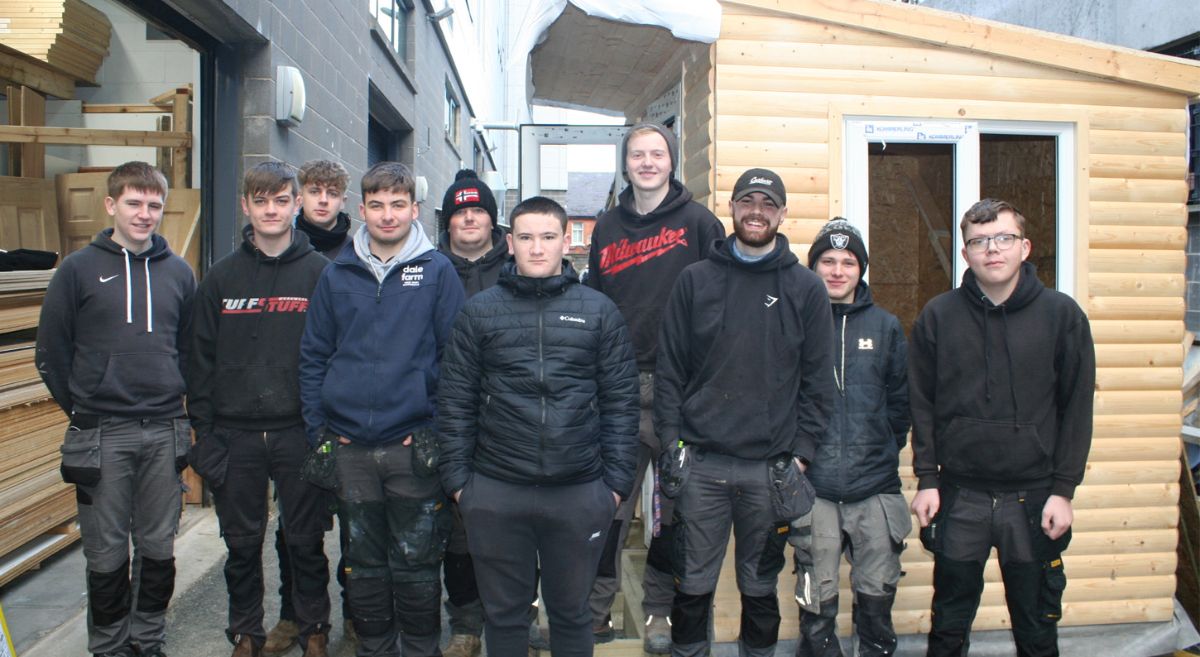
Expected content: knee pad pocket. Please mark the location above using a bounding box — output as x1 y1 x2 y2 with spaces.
739 593 780 649
135 556 176 614
672 590 714 644
88 560 132 627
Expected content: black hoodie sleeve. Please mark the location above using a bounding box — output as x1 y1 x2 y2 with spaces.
1051 310 1095 499
885 315 911 447
698 213 726 258
792 276 836 462
437 308 483 496
185 275 221 437
653 268 695 451
584 224 604 292
908 309 939 490
35 262 79 416
595 300 640 498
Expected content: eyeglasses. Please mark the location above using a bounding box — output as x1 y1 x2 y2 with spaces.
964 233 1022 253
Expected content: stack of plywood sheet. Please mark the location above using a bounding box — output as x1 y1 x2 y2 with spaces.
0 270 76 587
0 0 112 85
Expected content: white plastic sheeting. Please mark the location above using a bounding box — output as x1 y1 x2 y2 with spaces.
510 0 721 120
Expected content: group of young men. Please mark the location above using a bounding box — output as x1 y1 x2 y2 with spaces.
37 119 1094 657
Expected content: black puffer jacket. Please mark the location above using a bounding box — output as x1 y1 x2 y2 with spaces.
806 282 909 503
438 262 640 498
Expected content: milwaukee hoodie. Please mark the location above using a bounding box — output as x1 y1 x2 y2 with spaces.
654 235 836 462
187 225 329 436
909 262 1095 499
36 229 195 418
586 178 724 368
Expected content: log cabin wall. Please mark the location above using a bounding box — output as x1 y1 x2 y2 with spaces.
706 1 1193 639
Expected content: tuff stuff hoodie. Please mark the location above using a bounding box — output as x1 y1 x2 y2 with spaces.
186 225 329 436
654 235 837 462
36 229 195 418
909 262 1095 499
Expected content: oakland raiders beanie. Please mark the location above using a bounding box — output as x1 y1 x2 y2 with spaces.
807 217 868 273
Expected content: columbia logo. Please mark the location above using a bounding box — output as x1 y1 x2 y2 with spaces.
749 176 772 186
560 315 585 324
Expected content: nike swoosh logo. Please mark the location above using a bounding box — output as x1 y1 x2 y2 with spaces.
99 275 119 283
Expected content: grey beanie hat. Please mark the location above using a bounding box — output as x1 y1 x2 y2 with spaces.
621 122 678 180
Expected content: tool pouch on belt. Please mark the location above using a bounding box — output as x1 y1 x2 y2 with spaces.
60 414 102 486
919 485 958 555
300 431 339 491
658 444 690 499
769 455 815 522
1023 490 1071 623
189 426 231 488
411 426 439 477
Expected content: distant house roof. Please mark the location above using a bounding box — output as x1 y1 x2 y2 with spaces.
565 172 616 217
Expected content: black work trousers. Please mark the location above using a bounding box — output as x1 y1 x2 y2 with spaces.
336 439 452 657
924 486 1070 657
210 424 333 647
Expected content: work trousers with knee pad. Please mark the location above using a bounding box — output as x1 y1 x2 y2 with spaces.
277 505 350 623
669 452 790 657
75 416 186 656
460 473 615 657
924 486 1069 657
210 425 333 647
337 439 451 657
590 372 676 624
791 494 909 657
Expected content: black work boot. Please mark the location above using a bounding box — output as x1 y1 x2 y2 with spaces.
795 596 842 657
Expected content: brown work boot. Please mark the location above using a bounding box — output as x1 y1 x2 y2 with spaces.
443 633 482 657
343 618 358 645
263 619 299 653
231 634 261 657
301 633 329 657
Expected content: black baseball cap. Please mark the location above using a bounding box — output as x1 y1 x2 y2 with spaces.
732 168 786 207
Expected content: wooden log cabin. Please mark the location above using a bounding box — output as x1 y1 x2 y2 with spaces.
525 0 1200 644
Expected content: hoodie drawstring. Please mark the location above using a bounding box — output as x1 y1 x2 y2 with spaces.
833 314 847 396
143 258 153 333
982 299 991 403
122 249 133 325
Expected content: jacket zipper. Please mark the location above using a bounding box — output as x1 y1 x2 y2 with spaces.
537 294 547 477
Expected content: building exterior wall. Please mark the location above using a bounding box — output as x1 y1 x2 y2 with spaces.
161 0 478 256
706 3 1191 639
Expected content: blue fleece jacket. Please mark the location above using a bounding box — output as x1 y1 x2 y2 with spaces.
298 235 465 446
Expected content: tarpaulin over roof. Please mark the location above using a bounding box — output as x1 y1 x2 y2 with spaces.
513 0 721 116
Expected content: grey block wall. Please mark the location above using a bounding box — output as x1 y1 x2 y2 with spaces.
168 0 476 255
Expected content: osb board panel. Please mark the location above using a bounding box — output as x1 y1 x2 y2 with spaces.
702 6 1190 640
0 176 60 253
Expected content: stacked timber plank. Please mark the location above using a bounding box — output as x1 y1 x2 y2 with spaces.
0 270 75 587
0 0 112 84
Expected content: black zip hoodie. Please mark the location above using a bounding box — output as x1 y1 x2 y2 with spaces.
437 225 510 298
909 262 1095 499
295 210 352 259
585 178 725 369
186 225 329 436
36 229 195 418
654 235 836 462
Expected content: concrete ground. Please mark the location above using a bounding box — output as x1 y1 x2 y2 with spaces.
2 506 361 657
